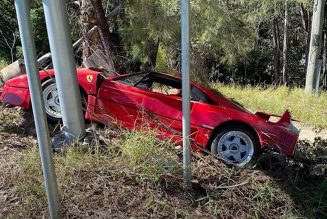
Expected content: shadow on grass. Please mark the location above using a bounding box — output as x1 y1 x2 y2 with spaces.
256 139 327 218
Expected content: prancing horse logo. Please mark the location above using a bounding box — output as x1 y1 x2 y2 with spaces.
86 75 93 82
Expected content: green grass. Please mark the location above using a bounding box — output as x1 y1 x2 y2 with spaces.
212 84 327 129
1 126 326 218
1 98 326 218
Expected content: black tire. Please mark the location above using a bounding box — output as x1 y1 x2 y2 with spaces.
211 125 260 166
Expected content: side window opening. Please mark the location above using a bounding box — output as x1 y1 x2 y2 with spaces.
190 86 212 104
149 75 182 96
113 72 213 104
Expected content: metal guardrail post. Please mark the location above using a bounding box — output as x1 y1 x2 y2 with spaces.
14 0 61 218
42 0 86 140
181 0 192 186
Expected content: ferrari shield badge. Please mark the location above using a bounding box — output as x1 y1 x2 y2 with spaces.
86 75 93 82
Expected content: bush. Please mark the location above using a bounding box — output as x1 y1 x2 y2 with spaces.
0 58 8 70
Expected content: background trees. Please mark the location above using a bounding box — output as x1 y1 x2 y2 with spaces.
1 0 326 90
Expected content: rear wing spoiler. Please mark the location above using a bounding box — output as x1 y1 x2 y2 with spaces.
255 110 298 125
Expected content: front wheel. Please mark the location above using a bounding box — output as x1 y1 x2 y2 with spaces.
211 125 260 166
41 79 87 124
42 79 62 123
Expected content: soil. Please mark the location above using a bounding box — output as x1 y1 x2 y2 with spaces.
294 121 327 142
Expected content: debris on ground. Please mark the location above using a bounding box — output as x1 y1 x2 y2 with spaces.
0 107 326 218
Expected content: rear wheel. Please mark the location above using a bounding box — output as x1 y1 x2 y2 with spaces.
211 125 260 166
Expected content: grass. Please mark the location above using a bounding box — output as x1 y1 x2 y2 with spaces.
0 95 326 218
1 128 326 217
212 84 327 129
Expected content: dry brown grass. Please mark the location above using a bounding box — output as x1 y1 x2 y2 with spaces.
0 107 326 218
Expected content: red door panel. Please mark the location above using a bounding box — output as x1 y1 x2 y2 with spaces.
94 79 200 145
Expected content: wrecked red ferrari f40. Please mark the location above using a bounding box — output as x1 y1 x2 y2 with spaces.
0 68 300 165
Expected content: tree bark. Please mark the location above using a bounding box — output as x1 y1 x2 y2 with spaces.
300 3 309 31
323 16 327 89
300 3 312 71
282 0 289 84
143 39 160 70
90 0 116 73
80 0 95 62
272 18 281 84
305 0 326 93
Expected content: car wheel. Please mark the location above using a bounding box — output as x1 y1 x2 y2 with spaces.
211 125 260 166
42 79 62 123
42 79 87 124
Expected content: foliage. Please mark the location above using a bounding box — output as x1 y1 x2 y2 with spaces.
0 0 18 62
155 43 168 72
115 0 318 86
0 59 8 70
0 0 321 88
0 0 78 63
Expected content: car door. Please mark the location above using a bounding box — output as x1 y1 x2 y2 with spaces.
94 74 149 129
94 72 199 144
136 74 201 143
92 73 180 130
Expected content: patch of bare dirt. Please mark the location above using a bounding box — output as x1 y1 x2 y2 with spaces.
294 121 327 142
0 148 23 216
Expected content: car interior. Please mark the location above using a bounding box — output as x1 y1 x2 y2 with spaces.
113 72 213 104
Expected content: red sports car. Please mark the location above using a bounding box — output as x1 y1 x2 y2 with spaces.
0 68 299 166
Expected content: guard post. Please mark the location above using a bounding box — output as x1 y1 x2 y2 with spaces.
181 0 192 186
14 0 61 217
42 0 86 142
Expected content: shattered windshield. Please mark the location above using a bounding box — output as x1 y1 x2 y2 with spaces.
113 73 149 86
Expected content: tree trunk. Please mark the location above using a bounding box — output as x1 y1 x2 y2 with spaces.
272 18 281 84
323 16 327 89
305 0 326 93
80 0 94 63
90 0 116 73
282 0 289 84
300 3 312 71
143 39 160 70
305 18 312 71
300 3 308 31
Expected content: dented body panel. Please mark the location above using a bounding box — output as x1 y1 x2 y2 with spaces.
0 69 299 156
0 68 101 109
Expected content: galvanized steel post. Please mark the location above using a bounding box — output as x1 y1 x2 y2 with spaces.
42 0 86 140
14 0 61 217
181 0 192 186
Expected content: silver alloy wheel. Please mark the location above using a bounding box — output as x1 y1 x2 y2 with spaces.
43 83 62 119
217 131 254 166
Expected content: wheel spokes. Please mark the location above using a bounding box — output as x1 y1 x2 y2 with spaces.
47 97 56 107
233 152 242 162
46 90 60 113
232 136 242 145
51 90 58 98
239 144 248 153
53 104 61 113
224 139 233 148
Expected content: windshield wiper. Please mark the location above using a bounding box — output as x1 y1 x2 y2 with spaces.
133 72 151 87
